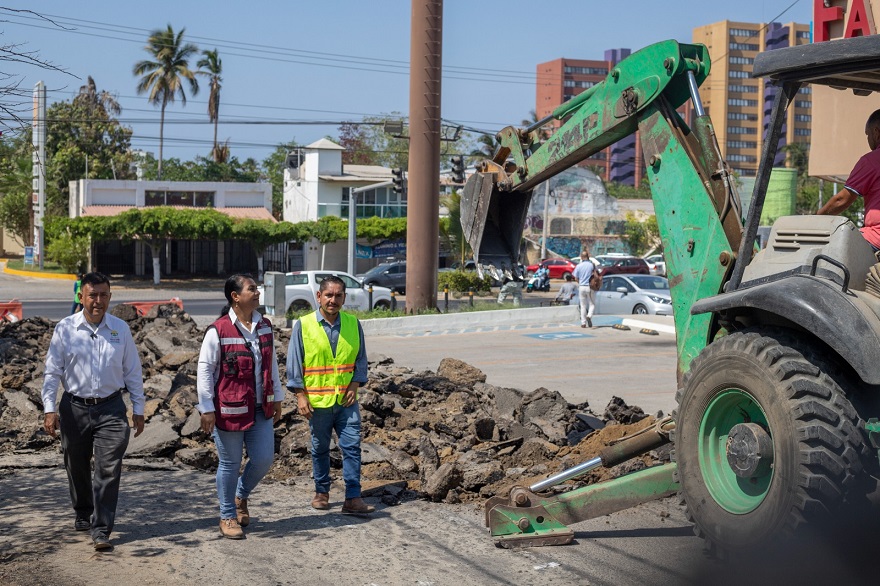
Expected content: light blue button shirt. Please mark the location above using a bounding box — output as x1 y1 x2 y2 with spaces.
41 312 145 415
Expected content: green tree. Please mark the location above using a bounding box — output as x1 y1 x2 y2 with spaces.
469 133 499 161
45 228 89 273
0 135 35 245
231 219 295 279
197 48 223 161
262 140 299 219
138 153 260 183
133 25 200 179
439 191 469 264
45 77 135 217
307 216 347 269
623 212 659 256
114 207 232 284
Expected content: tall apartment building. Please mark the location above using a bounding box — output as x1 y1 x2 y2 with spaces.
692 20 813 178
536 49 643 186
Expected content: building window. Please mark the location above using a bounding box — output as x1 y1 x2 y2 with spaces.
563 66 608 75
729 28 758 37
729 84 758 93
144 190 215 207
794 114 811 122
728 98 758 107
729 42 759 51
728 112 758 121
564 80 597 88
727 140 757 149
342 186 407 219
795 100 811 108
799 86 812 94
728 126 758 135
728 154 758 163
735 168 757 177
729 70 750 78
549 217 571 235
729 56 755 65
796 30 811 39
794 128 811 136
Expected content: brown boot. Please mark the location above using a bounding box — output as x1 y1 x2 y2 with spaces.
311 492 330 510
235 497 249 527
219 518 244 539
341 497 375 515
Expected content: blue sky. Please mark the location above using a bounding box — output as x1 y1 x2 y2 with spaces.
3 1 813 163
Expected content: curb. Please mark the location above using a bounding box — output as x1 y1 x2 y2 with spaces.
621 318 676 335
2 264 77 281
360 305 580 336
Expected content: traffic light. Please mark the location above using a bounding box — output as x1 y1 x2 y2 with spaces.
450 155 465 184
391 168 404 193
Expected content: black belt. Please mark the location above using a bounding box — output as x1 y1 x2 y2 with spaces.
68 390 122 406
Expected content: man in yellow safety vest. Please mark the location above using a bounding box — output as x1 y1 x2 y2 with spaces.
286 275 374 515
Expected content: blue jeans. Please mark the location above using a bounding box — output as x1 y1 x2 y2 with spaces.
212 410 275 520
309 403 362 499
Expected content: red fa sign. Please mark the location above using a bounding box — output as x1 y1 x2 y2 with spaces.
815 0 876 42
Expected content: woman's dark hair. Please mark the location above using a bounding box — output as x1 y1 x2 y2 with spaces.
219 274 255 317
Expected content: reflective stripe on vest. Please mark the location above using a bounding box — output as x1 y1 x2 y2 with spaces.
300 311 360 408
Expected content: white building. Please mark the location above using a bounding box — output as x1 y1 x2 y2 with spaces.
70 178 274 276
283 138 404 272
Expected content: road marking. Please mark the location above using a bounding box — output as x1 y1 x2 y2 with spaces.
524 331 592 340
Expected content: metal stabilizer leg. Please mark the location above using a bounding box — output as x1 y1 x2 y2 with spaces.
486 463 679 548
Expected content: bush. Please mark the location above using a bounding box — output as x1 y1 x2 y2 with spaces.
45 231 89 274
437 270 493 294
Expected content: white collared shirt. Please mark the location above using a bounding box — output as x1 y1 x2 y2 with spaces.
41 311 145 415
196 309 284 414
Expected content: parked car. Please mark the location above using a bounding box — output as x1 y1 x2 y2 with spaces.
594 255 650 276
526 258 578 280
594 274 673 316
644 254 666 277
360 261 406 294
259 270 393 314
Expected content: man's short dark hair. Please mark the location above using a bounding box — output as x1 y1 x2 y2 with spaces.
319 275 346 293
81 272 110 289
867 109 880 130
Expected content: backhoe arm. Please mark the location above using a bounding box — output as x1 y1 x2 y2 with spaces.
461 39 744 376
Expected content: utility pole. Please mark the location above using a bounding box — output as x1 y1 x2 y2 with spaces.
405 0 443 312
541 180 550 259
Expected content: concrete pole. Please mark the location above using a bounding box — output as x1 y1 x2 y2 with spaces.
405 0 443 312
541 181 549 259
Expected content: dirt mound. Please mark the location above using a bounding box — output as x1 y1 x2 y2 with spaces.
0 308 668 503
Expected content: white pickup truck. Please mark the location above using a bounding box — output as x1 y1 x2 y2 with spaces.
262 270 394 314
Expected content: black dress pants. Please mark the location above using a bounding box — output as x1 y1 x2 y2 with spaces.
59 393 130 539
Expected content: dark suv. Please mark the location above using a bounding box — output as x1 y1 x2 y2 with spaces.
360 261 406 294
595 255 650 276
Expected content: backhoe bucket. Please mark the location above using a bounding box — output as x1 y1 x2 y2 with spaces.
461 170 532 282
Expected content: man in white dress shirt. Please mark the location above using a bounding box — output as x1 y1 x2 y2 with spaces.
41 272 145 551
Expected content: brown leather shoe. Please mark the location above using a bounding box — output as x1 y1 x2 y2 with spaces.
311 492 330 510
235 497 249 527
219 518 244 539
341 497 375 515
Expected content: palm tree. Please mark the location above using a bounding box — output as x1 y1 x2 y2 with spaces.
133 25 199 179
197 48 222 160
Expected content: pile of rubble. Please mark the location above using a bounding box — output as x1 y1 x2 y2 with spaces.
0 307 667 503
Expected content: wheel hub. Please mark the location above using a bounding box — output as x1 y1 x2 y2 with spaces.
726 422 773 478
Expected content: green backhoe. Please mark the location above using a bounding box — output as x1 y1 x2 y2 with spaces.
462 35 880 552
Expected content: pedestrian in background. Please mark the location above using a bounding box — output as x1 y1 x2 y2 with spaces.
197 274 283 540
555 273 578 306
573 250 596 328
287 275 374 515
71 273 83 314
41 271 145 551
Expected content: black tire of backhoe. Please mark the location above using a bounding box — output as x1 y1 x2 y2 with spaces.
673 328 870 553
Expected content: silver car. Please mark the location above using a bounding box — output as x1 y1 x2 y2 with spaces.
594 274 673 316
